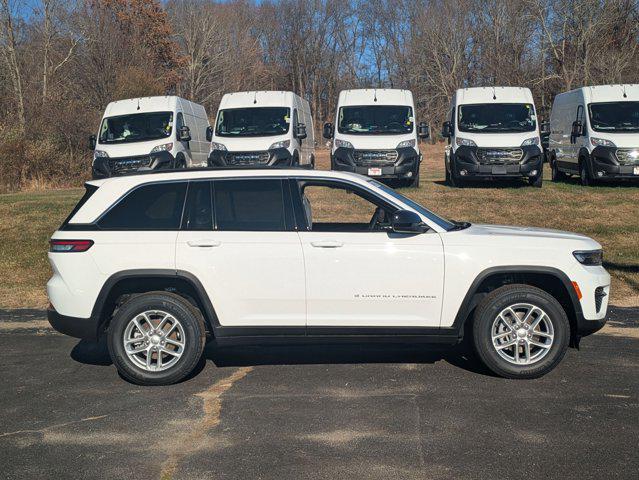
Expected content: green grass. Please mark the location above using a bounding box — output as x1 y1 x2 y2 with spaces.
0 146 637 309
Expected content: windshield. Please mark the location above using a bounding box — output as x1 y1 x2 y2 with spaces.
215 107 290 137
458 103 536 133
98 112 173 144
588 102 639 133
367 179 456 231
338 105 413 135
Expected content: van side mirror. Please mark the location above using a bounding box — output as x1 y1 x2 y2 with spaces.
179 125 191 142
418 122 430 139
390 210 428 234
540 121 550 135
205 126 213 142
296 123 307 140
89 134 96 150
323 122 334 139
571 120 583 138
442 121 452 138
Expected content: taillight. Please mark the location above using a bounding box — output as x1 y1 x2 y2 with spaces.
49 239 94 252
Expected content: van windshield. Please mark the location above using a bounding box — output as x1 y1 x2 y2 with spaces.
216 107 291 137
589 102 639 132
338 106 413 135
458 104 536 133
99 112 173 144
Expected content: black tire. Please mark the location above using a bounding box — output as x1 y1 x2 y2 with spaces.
409 163 420 188
310 154 315 169
175 154 187 169
471 284 570 379
292 152 300 167
551 156 566 182
528 165 543 188
445 164 452 185
579 158 592 186
107 291 206 386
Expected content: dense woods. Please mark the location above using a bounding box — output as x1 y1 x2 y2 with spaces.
1 0 638 191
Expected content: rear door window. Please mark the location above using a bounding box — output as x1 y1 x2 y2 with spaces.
213 179 287 231
182 181 213 230
98 182 187 230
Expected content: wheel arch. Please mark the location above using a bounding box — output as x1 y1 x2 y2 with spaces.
453 266 582 346
92 269 219 338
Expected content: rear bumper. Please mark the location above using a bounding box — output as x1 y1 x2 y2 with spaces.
451 145 543 179
92 151 175 179
208 148 293 167
331 147 420 179
48 308 100 341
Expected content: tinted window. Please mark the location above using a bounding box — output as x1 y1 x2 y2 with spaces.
98 111 173 144
99 182 187 230
215 107 291 137
182 182 212 230
338 106 413 135
458 103 536 133
214 179 286 231
589 102 639 132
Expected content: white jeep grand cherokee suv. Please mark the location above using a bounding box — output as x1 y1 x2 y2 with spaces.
48 169 610 385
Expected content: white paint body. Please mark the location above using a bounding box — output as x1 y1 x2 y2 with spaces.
48 170 609 330
94 96 210 168
211 91 315 165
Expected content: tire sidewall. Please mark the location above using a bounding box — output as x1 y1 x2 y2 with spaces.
107 293 205 385
473 287 570 379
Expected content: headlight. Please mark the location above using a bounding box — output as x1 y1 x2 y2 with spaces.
455 137 476 147
590 137 615 148
210 142 227 151
150 142 173 153
268 140 290 150
396 139 416 149
573 249 603 266
93 150 109 158
521 137 539 146
335 139 354 149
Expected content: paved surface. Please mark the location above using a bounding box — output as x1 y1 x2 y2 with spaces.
1 307 638 480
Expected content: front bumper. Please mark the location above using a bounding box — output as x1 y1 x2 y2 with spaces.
331 147 420 179
589 146 639 179
451 145 543 179
92 151 175 179
48 307 100 341
208 148 293 167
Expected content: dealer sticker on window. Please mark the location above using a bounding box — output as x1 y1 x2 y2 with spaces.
368 167 382 176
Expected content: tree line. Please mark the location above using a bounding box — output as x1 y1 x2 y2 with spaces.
1 0 637 191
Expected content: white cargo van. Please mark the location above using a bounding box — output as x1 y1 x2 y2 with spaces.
442 87 543 187
323 89 429 187
207 91 314 168
548 84 639 185
90 96 210 178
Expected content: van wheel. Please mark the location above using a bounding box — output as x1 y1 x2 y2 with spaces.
445 165 452 185
409 163 420 187
551 156 566 182
310 154 315 169
107 292 206 386
579 159 592 186
292 153 300 167
175 154 186 169
528 166 543 188
471 284 570 379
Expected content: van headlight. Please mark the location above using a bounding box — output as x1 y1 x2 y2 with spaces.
268 140 290 150
210 142 227 151
455 137 476 147
335 139 354 149
573 249 603 266
94 150 109 158
590 137 615 148
150 142 173 153
521 137 539 146
396 139 416 149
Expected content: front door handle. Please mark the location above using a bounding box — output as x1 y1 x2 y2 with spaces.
187 240 221 248
311 241 343 248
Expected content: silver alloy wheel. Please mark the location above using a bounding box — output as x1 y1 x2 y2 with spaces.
123 310 186 372
491 303 554 365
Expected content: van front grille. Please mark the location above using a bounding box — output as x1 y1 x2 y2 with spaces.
227 151 270 166
615 149 639 165
109 156 152 174
353 150 398 167
476 148 523 165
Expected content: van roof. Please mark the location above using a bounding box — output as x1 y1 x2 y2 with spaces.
559 84 639 103
219 91 300 109
454 87 534 105
103 96 187 117
337 89 414 107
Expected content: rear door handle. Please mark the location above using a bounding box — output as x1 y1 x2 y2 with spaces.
311 241 344 248
187 240 221 248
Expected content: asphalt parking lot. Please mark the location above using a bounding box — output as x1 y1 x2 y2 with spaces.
1 307 638 480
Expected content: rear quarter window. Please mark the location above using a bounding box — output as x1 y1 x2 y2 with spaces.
60 184 99 229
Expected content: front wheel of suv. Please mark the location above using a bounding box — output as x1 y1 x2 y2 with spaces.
107 292 206 385
471 284 570 379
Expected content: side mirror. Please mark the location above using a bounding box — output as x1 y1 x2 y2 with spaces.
323 122 334 139
390 210 427 234
89 134 96 150
418 122 430 139
205 126 213 142
540 121 550 135
296 123 307 140
441 121 452 138
179 125 191 142
571 120 582 138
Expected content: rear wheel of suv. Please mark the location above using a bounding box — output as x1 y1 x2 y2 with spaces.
471 284 570 379
107 292 206 385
